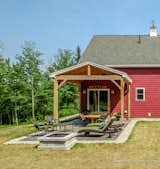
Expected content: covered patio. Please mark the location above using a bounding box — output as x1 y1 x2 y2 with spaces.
50 62 132 124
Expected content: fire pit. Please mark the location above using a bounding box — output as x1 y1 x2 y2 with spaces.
38 131 77 150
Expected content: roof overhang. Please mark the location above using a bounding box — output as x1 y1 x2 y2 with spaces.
106 64 160 68
50 62 132 83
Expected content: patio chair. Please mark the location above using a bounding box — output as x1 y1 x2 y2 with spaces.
78 116 116 136
49 118 74 131
86 113 122 134
79 113 85 121
87 113 117 127
32 120 46 131
95 112 109 123
80 109 90 120
79 109 91 126
44 115 55 125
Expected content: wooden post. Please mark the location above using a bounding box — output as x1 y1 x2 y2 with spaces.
87 65 91 75
54 78 59 122
108 89 111 116
128 84 131 119
77 82 82 113
120 79 124 124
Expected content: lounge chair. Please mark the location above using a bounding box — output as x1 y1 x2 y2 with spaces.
87 113 117 127
78 116 116 136
86 113 122 134
95 112 109 123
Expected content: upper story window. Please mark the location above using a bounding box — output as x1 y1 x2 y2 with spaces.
136 88 145 101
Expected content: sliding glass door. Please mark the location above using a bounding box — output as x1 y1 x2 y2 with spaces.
88 89 109 113
89 90 98 112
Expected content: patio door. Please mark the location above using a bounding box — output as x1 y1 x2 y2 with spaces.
87 89 110 113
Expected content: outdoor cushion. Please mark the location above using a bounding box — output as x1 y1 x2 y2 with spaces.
99 120 108 129
87 123 100 127
78 126 105 133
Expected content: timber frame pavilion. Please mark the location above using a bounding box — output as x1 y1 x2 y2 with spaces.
50 62 132 123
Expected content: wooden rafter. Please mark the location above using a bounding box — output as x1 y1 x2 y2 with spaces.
111 80 121 90
58 80 67 88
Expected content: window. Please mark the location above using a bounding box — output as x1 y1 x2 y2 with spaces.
136 88 145 101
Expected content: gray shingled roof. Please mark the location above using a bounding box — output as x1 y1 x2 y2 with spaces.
80 35 160 65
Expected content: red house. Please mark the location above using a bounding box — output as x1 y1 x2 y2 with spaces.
51 24 160 122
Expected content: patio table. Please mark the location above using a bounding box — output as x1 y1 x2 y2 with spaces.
83 114 101 123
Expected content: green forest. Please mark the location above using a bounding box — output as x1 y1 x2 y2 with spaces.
0 41 81 125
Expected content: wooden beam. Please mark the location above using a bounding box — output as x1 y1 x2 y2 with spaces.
54 78 59 122
128 84 131 119
108 89 111 116
111 80 121 90
58 80 67 88
87 65 91 75
78 83 82 113
120 79 124 124
56 75 122 81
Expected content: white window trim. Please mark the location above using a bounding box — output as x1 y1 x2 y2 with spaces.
135 87 145 101
87 88 110 113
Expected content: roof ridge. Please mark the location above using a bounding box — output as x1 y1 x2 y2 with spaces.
81 34 160 65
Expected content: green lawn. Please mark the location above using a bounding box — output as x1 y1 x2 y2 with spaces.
0 122 160 169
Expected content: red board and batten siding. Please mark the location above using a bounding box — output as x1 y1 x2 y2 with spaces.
80 68 160 118
119 68 160 118
80 80 121 115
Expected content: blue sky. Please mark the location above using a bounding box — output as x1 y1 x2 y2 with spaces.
0 0 160 65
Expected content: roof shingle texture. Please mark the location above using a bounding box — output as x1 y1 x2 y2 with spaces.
80 35 160 65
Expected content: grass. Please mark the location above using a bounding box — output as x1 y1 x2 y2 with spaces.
0 125 36 143
1 122 160 169
59 108 79 117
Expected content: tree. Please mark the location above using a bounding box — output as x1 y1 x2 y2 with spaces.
75 45 81 63
9 63 28 125
0 43 81 124
0 55 6 124
0 57 15 124
0 44 13 124
36 71 53 119
48 49 75 72
48 49 80 117
16 41 43 120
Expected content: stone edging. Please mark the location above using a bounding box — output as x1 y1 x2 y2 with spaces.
4 131 43 145
4 118 160 145
77 118 160 144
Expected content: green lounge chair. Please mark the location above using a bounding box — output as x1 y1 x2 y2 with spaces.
78 116 116 136
87 113 118 127
95 112 109 123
